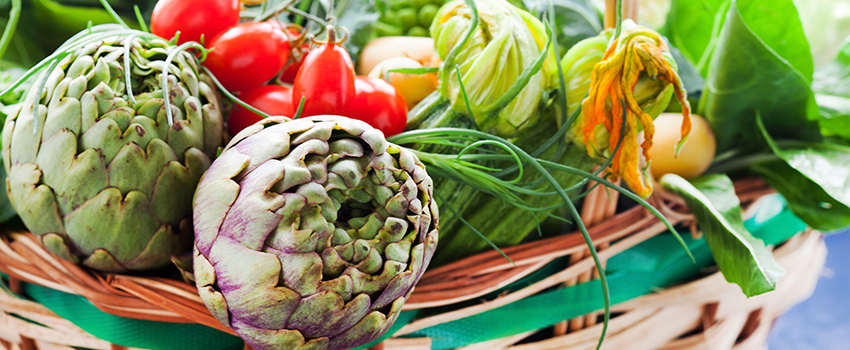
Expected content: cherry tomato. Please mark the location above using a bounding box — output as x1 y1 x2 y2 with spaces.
292 37 355 117
346 77 408 137
229 85 295 136
280 62 302 85
204 22 290 92
278 27 311 84
151 0 240 45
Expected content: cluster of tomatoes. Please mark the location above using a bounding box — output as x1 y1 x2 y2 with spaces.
150 0 408 137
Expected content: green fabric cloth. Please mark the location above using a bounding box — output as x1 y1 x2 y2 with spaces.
9 194 805 350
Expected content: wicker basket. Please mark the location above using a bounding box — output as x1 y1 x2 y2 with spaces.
0 178 826 350
379 231 825 350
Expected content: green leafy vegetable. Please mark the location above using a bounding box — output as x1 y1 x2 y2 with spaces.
333 0 379 62
660 173 785 297
751 116 850 231
667 44 704 96
753 160 850 231
700 0 820 153
664 0 729 76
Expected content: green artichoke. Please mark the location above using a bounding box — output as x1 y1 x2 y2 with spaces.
193 116 438 350
1 34 225 272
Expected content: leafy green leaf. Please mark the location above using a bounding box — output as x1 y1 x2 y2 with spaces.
751 115 850 231
813 94 850 141
734 0 813 80
700 0 820 153
660 173 785 297
335 0 379 63
664 0 730 76
752 160 850 231
667 43 704 95
523 0 602 56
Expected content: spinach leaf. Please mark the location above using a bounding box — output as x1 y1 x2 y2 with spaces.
664 0 730 76
751 116 850 231
700 0 820 153
668 43 704 96
334 0 379 63
753 160 850 231
660 173 785 297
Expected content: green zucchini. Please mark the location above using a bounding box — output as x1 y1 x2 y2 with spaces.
406 92 597 265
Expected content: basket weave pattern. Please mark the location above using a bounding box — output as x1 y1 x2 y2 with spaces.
0 179 826 350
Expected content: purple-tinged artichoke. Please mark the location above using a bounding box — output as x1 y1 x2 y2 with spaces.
193 116 438 350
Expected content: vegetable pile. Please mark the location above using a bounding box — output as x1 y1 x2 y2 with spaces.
1 0 849 349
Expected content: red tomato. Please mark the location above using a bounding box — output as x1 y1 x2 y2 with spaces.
280 61 302 84
204 22 290 92
292 39 355 117
151 0 240 45
346 77 408 137
229 85 295 136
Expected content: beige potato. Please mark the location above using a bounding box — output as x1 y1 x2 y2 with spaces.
368 57 438 110
358 36 437 75
649 113 717 179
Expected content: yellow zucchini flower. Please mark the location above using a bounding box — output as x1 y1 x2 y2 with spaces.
580 21 691 198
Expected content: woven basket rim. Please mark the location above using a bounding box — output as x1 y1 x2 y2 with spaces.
0 178 774 334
